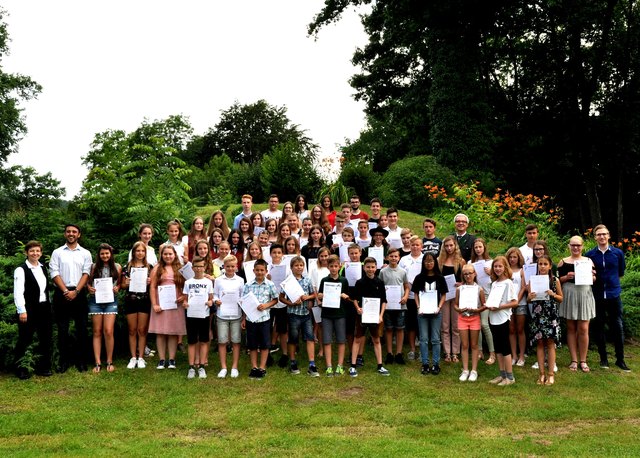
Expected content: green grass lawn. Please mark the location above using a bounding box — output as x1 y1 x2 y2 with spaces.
2 343 639 456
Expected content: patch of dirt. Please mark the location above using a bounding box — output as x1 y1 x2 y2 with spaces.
340 386 364 397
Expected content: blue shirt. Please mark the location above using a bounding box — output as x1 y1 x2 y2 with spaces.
242 278 278 323
586 245 625 299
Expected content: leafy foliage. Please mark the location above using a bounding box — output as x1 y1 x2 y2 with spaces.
337 159 380 201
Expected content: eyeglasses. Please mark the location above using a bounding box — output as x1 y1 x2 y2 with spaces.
463 272 474 276
533 248 545 251
595 233 609 237
455 220 467 224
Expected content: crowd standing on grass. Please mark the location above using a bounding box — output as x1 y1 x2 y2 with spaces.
12 195 632 383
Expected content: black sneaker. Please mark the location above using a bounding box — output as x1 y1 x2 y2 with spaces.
600 359 610 369
356 356 364 367
278 354 289 368
290 361 301 375
395 353 406 365
258 368 267 378
385 353 394 365
431 364 441 375
615 360 631 372
421 364 430 375
270 345 280 354
249 367 260 379
307 365 320 377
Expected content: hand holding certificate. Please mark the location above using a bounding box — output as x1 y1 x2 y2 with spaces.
281 274 305 304
179 262 194 281
530 275 550 301
485 283 506 309
322 282 342 308
361 297 381 324
240 292 268 322
94 278 114 304
385 285 402 310
369 246 384 269
418 290 438 314
574 260 593 286
158 284 178 310
129 267 148 293
220 290 240 317
444 274 457 301
344 262 362 287
186 291 208 318
458 285 479 310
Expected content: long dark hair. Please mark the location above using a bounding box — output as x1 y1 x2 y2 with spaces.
91 243 119 282
420 253 442 276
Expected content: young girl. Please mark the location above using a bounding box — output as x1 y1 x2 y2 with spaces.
362 226 389 266
276 222 292 245
122 241 152 369
207 210 230 240
265 218 279 244
238 217 254 245
454 264 486 382
320 195 336 228
149 245 186 370
311 205 332 235
506 247 527 366
295 194 309 220
310 247 331 358
87 244 122 373
299 217 312 248
301 224 326 261
486 256 518 386
378 214 388 229
528 254 562 385
213 241 232 271
183 216 207 262
162 220 186 264
129 223 158 266
209 228 224 260
437 235 465 363
228 229 245 267
469 237 495 365
283 235 301 256
412 253 448 375
195 240 221 281
285 213 301 237
356 220 371 249
282 201 295 217
250 212 265 237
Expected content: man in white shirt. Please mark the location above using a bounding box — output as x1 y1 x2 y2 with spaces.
385 207 403 249
50 224 93 373
233 194 254 229
261 194 283 223
519 224 538 264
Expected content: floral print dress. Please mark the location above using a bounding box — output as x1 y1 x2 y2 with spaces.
529 275 561 346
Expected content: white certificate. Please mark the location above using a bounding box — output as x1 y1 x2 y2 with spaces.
322 282 342 309
311 306 322 323
281 274 305 304
473 260 491 287
299 237 308 248
307 258 318 274
243 260 256 285
369 246 384 269
523 263 537 285
444 274 457 301
574 260 593 286
269 264 287 287
357 238 371 249
261 247 272 264
344 262 362 287
338 245 350 263
179 262 195 281
385 285 402 310
387 237 403 249
368 222 378 230
485 283 506 309
129 268 148 293
240 292 268 322
332 234 343 246
94 278 114 304
361 297 381 324
158 284 177 310
459 285 479 309
530 275 550 301
220 290 240 317
418 290 438 314
186 290 208 318
253 226 265 236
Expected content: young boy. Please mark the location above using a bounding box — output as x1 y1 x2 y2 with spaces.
422 218 442 257
368 197 382 227
399 236 424 361
339 203 358 231
385 207 403 248
267 243 291 367
340 244 365 366
350 257 389 377
318 255 351 376
356 220 371 249
213 255 245 378
279 256 318 376
337 227 355 263
379 248 410 365
243 259 279 379
182 256 214 379
399 228 413 258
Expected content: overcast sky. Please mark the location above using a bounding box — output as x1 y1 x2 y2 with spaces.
3 1 368 198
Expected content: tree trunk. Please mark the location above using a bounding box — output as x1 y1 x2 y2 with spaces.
584 179 602 228
616 168 624 240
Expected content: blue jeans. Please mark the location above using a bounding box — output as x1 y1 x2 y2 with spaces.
418 312 442 366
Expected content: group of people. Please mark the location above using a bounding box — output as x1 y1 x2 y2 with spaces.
13 193 631 384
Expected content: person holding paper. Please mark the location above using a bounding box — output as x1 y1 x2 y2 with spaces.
161 220 186 265
412 253 448 376
468 237 496 366
379 248 410 365
384 207 403 249
506 248 528 367
527 255 562 385
267 243 292 368
239 217 255 245
243 259 279 379
362 226 389 270
318 255 351 376
121 241 152 370
453 264 486 382
438 236 466 364
279 256 318 376
557 236 596 372
301 225 326 262
213 255 245 379
311 247 331 359
128 223 157 266
399 236 424 361
586 225 630 372
339 244 365 365
149 245 186 370
182 256 214 379
87 244 121 373
183 216 207 262
486 256 519 386
350 257 390 377
356 220 371 250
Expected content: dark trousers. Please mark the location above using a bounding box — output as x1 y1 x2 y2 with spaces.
14 302 53 371
53 289 89 366
593 296 625 362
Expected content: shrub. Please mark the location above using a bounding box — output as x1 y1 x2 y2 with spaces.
337 160 380 202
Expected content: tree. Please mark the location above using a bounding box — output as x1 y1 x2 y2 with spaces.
0 9 42 163
200 100 318 165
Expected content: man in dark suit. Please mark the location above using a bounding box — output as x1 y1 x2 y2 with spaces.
453 213 476 262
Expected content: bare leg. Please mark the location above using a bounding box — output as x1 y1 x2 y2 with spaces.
218 343 228 369
167 335 178 360
92 315 103 366
470 330 479 372
259 347 269 370
395 329 404 355
385 329 394 354
137 313 149 358
516 315 526 361
460 329 470 371
372 337 382 364
156 334 167 361
250 349 258 368
188 343 196 366
509 319 517 360
577 320 590 363
231 343 241 369
127 314 138 358
337 343 345 367
566 319 578 363
103 314 116 365
324 344 332 368
199 342 208 365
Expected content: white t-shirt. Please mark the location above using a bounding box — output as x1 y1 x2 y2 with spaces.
519 243 534 265
261 209 282 222
213 274 244 320
488 278 517 325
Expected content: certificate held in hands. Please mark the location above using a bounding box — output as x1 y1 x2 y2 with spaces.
418 290 438 314
485 283 506 309
158 284 178 310
530 275 550 301
186 291 208 319
459 285 479 309
574 260 593 286
322 282 342 309
129 267 148 293
94 278 114 304
361 297 381 324
385 285 402 310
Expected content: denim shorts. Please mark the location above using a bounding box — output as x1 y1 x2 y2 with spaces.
383 310 406 330
216 317 242 344
88 297 118 315
288 313 314 344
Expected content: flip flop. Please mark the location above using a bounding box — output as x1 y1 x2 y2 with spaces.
579 361 590 373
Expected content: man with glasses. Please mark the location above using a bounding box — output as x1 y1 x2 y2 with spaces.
586 224 630 372
261 194 282 223
453 213 476 262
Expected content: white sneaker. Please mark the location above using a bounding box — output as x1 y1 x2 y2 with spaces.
217 368 228 379
127 357 137 369
407 351 416 361
198 367 207 379
468 370 478 382
531 362 539 369
459 370 470 381
516 359 525 367
187 368 196 379
553 364 558 372
137 358 146 369
230 368 239 378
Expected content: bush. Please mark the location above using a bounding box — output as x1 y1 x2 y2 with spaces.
377 155 456 213
621 271 640 338
337 160 380 202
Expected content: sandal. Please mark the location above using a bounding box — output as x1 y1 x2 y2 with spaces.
536 373 546 385
579 361 590 373
485 353 496 365
106 362 115 373
545 374 555 385
93 364 101 373
568 361 578 372
452 354 459 363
